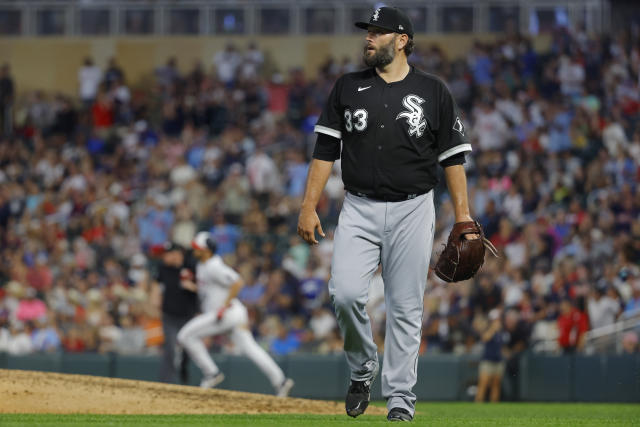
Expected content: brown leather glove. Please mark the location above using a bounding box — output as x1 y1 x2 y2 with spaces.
434 221 498 283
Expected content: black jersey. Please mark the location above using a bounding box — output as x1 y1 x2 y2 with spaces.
313 66 471 201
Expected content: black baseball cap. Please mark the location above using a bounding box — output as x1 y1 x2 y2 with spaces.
355 7 414 39
162 241 183 252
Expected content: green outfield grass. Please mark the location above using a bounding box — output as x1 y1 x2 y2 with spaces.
2 403 639 426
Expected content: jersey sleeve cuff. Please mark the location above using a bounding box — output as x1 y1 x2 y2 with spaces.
438 144 472 163
312 152 340 161
314 125 342 139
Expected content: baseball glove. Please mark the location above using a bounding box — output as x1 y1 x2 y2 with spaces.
434 221 498 283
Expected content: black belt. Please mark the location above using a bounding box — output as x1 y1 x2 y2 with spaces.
349 191 424 202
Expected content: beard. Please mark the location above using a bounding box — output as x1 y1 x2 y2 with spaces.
363 35 396 68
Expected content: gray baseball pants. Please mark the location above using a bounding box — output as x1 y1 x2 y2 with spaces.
329 191 435 416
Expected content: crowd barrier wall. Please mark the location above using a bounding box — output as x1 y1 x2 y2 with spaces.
2 352 638 402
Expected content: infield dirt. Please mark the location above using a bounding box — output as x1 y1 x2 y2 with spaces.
0 369 386 415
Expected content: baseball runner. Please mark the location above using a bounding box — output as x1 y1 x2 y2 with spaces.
177 231 294 397
297 7 489 421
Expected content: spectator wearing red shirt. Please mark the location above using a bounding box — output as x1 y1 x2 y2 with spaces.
91 92 114 129
557 298 589 353
63 326 86 353
267 73 289 114
26 254 53 292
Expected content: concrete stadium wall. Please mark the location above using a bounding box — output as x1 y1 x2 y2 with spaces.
0 34 551 98
1 352 638 402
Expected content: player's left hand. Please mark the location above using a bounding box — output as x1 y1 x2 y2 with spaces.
434 220 498 283
457 216 479 240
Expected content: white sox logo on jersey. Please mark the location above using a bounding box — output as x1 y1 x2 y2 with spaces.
396 94 427 137
453 116 465 136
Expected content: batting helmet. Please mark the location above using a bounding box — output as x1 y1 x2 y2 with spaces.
191 231 217 253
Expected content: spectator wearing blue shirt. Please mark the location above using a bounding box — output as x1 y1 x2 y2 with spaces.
30 317 61 353
270 321 300 356
137 194 174 252
238 268 267 308
548 105 573 152
624 280 640 315
298 272 326 316
285 149 308 198
210 211 241 257
475 309 505 403
469 42 493 87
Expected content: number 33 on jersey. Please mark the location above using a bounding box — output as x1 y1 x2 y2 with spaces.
313 66 471 194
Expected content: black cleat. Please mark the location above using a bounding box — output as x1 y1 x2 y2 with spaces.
345 380 371 417
387 407 413 422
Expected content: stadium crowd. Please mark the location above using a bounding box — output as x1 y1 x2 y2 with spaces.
0 25 639 363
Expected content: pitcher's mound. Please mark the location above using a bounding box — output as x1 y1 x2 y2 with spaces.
0 369 385 415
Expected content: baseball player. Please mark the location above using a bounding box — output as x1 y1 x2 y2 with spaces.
297 7 477 421
177 231 294 397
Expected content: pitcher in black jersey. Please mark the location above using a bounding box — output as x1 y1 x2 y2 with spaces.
298 6 478 422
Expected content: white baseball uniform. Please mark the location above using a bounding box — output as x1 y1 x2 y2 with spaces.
177 254 286 389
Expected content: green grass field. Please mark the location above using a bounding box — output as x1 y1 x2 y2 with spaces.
2 403 639 426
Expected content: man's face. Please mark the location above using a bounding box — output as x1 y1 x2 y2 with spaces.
193 248 209 261
162 249 183 267
622 338 637 354
560 300 572 314
363 27 397 68
505 311 518 331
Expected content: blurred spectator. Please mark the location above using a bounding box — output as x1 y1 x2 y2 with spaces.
468 42 493 88
557 54 585 98
114 314 146 355
138 194 174 252
221 163 251 224
16 287 47 323
475 309 504 403
622 331 638 354
128 253 149 286
557 298 589 353
471 274 502 314
97 313 121 353
172 203 197 249
240 41 265 81
0 317 8 352
246 148 282 202
297 265 327 316
78 57 102 108
0 63 14 135
503 309 530 399
285 149 308 198
91 92 114 130
267 73 289 115
214 43 242 86
209 210 241 257
4 321 33 355
587 281 620 329
63 326 86 353
270 320 301 356
30 316 61 353
473 97 509 151
309 307 336 342
624 279 640 315
27 253 53 292
155 57 180 89
104 57 125 91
